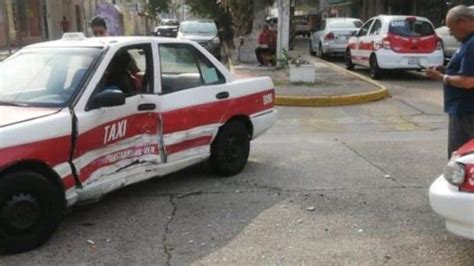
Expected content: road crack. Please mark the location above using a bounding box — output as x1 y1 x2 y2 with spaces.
163 195 176 266
338 139 405 187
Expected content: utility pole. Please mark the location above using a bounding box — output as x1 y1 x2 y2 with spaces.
1 0 12 54
277 0 290 66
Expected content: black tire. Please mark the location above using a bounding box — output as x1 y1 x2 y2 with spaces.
317 43 327 60
369 54 382 80
0 171 64 254
210 120 250 177
309 40 316 56
345 49 355 70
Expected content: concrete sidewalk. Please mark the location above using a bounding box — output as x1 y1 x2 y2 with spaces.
231 55 389 106
230 36 389 107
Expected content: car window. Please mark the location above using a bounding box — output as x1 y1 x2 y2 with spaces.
358 19 373 37
328 19 363 29
0 48 101 107
369 19 382 36
179 21 217 34
160 20 179 26
389 20 434 37
96 44 153 97
159 44 224 94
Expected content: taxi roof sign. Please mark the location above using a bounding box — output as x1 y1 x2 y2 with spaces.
62 32 87 41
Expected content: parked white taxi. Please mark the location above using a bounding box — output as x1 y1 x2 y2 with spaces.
429 140 474 240
345 15 444 79
0 33 276 253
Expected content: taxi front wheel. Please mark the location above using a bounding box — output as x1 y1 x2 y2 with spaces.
210 120 250 177
0 171 64 254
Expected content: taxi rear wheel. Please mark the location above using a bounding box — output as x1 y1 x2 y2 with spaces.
369 55 382 80
345 49 354 70
210 120 250 177
0 171 64 254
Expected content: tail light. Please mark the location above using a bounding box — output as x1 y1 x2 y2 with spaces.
375 35 392 50
436 37 443 50
325 32 335 41
382 35 391 49
460 164 474 192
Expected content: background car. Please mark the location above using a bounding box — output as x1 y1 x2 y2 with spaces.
310 17 363 58
435 5 474 61
153 18 179 37
294 19 311 37
345 15 444 79
430 140 474 240
177 20 221 60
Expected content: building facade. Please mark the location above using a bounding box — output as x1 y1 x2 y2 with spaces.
0 0 152 51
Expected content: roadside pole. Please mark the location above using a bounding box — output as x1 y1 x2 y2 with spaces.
276 0 290 67
1 0 12 54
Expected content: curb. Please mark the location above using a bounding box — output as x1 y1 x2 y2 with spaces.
275 59 390 106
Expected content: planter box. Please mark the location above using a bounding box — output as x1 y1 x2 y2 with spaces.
289 64 315 83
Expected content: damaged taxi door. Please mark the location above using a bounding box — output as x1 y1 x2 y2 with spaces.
71 43 163 197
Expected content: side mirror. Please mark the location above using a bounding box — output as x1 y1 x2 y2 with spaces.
352 30 358 36
88 88 126 110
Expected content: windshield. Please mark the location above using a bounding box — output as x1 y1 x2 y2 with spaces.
160 20 179 26
0 48 101 107
328 20 363 29
179 22 217 34
389 20 434 37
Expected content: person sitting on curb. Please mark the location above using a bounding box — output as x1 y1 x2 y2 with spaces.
255 24 277 66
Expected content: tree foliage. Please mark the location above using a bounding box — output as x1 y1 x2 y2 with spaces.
148 0 170 14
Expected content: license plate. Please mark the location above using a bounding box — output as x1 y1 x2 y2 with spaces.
408 57 420 65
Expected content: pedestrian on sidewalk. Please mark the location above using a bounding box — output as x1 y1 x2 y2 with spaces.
426 5 474 158
90 16 108 37
90 16 140 76
60 16 70 33
255 24 276 66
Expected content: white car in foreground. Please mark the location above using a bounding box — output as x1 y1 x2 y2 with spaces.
429 140 474 239
0 33 276 253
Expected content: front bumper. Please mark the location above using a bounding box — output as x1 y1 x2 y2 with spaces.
429 175 474 239
376 49 444 69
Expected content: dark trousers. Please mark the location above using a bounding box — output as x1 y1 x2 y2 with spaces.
255 47 275 65
448 114 474 158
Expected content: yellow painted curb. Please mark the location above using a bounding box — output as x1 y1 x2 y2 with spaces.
275 59 390 106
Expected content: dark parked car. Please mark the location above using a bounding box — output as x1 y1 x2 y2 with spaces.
177 20 221 60
153 19 179 37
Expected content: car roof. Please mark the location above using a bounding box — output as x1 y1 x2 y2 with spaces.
372 15 431 23
325 17 361 21
181 20 215 24
23 36 184 49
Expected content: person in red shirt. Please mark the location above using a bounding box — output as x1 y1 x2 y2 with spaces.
255 24 277 66
60 16 70 33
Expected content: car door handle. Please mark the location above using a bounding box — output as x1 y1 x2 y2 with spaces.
216 91 229 99
138 103 156 111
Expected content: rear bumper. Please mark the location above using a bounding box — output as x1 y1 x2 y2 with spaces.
250 109 276 139
376 49 444 69
322 42 348 54
429 175 474 239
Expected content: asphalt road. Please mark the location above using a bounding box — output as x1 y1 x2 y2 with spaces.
2 38 474 265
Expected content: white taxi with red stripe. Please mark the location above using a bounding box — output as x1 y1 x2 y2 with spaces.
430 140 474 240
0 33 276 253
345 15 444 79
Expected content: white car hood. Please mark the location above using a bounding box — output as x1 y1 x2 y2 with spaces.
0 106 60 127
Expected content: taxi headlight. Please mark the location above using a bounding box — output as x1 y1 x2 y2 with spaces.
444 160 465 185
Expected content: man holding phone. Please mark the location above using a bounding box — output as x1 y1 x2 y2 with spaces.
426 5 474 158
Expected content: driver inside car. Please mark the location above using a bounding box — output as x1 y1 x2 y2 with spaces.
105 51 139 95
